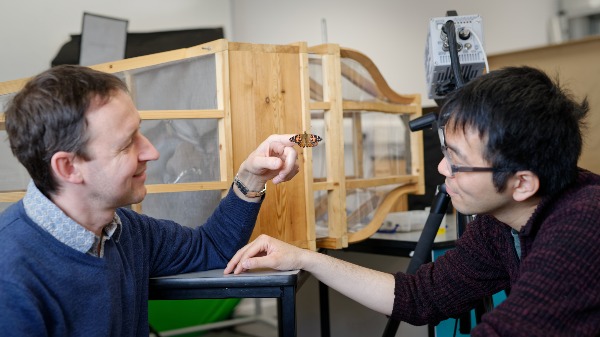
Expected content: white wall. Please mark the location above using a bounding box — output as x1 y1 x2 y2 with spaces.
0 0 232 82
0 0 559 102
231 0 559 106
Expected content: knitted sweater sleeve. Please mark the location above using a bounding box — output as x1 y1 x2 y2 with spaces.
391 216 513 325
123 187 262 277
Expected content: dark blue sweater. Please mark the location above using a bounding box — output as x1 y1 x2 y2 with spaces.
0 188 261 336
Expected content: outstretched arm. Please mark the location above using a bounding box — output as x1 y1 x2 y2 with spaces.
224 234 395 315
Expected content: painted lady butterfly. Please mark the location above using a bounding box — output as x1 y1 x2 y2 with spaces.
290 131 322 148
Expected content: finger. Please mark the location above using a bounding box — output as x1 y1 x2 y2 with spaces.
224 254 241 274
231 240 271 274
273 146 299 184
265 134 298 147
252 156 284 173
224 244 250 274
267 140 289 159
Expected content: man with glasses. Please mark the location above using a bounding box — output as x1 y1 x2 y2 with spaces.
225 66 600 336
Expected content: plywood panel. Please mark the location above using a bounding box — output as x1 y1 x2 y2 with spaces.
228 44 312 248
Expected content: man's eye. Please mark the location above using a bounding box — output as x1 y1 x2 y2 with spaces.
447 152 463 166
122 140 134 151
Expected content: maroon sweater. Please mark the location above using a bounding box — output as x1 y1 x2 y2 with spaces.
392 169 600 336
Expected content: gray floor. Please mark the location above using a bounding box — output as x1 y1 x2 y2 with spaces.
202 320 277 337
151 325 275 337
203 323 277 337
150 320 276 337
151 321 276 337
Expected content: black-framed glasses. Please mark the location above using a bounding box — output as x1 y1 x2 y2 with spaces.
437 125 503 177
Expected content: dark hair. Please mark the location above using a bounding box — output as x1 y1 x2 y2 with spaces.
5 65 129 197
439 66 588 196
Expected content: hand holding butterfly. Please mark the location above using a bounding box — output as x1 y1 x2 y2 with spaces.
224 234 396 315
234 134 300 202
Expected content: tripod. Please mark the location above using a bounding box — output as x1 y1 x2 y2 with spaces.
381 183 450 337
380 184 494 337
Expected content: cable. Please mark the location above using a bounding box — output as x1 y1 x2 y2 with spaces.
453 318 459 337
445 20 464 88
470 30 489 74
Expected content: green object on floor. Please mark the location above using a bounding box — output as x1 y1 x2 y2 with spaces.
149 298 241 336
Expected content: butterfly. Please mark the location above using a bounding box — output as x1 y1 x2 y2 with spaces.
290 131 323 148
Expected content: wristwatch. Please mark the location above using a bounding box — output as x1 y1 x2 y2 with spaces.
234 174 267 198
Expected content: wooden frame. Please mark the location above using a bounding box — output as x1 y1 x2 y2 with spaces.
0 39 425 250
308 45 424 248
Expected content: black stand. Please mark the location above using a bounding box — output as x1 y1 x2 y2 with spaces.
380 186 497 337
381 184 450 337
383 8 492 334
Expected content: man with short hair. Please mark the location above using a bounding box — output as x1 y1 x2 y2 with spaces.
225 66 600 336
0 65 299 336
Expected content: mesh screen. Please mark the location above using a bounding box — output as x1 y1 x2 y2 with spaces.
142 190 222 228
120 54 222 227
141 119 220 185
129 55 217 110
0 130 29 191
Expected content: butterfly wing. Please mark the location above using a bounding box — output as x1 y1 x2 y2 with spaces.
290 132 322 148
306 134 323 147
290 134 303 146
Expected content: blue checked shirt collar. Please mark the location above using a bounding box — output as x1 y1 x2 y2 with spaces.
23 181 122 257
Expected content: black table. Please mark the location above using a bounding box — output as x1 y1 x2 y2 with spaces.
149 269 309 337
345 223 457 258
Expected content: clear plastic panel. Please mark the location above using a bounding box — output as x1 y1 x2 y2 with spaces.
344 111 410 179
310 111 327 179
308 55 323 102
314 109 412 238
314 190 329 238
0 130 30 191
309 55 390 103
126 54 218 110
345 184 401 233
309 50 416 239
315 184 403 237
141 119 220 185
141 190 222 228
339 57 379 102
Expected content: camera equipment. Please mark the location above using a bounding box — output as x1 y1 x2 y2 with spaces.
410 11 488 133
382 11 489 337
425 13 486 100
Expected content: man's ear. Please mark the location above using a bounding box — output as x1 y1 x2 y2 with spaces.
511 170 540 202
50 151 83 184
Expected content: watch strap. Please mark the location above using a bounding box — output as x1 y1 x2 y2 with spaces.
234 174 266 198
